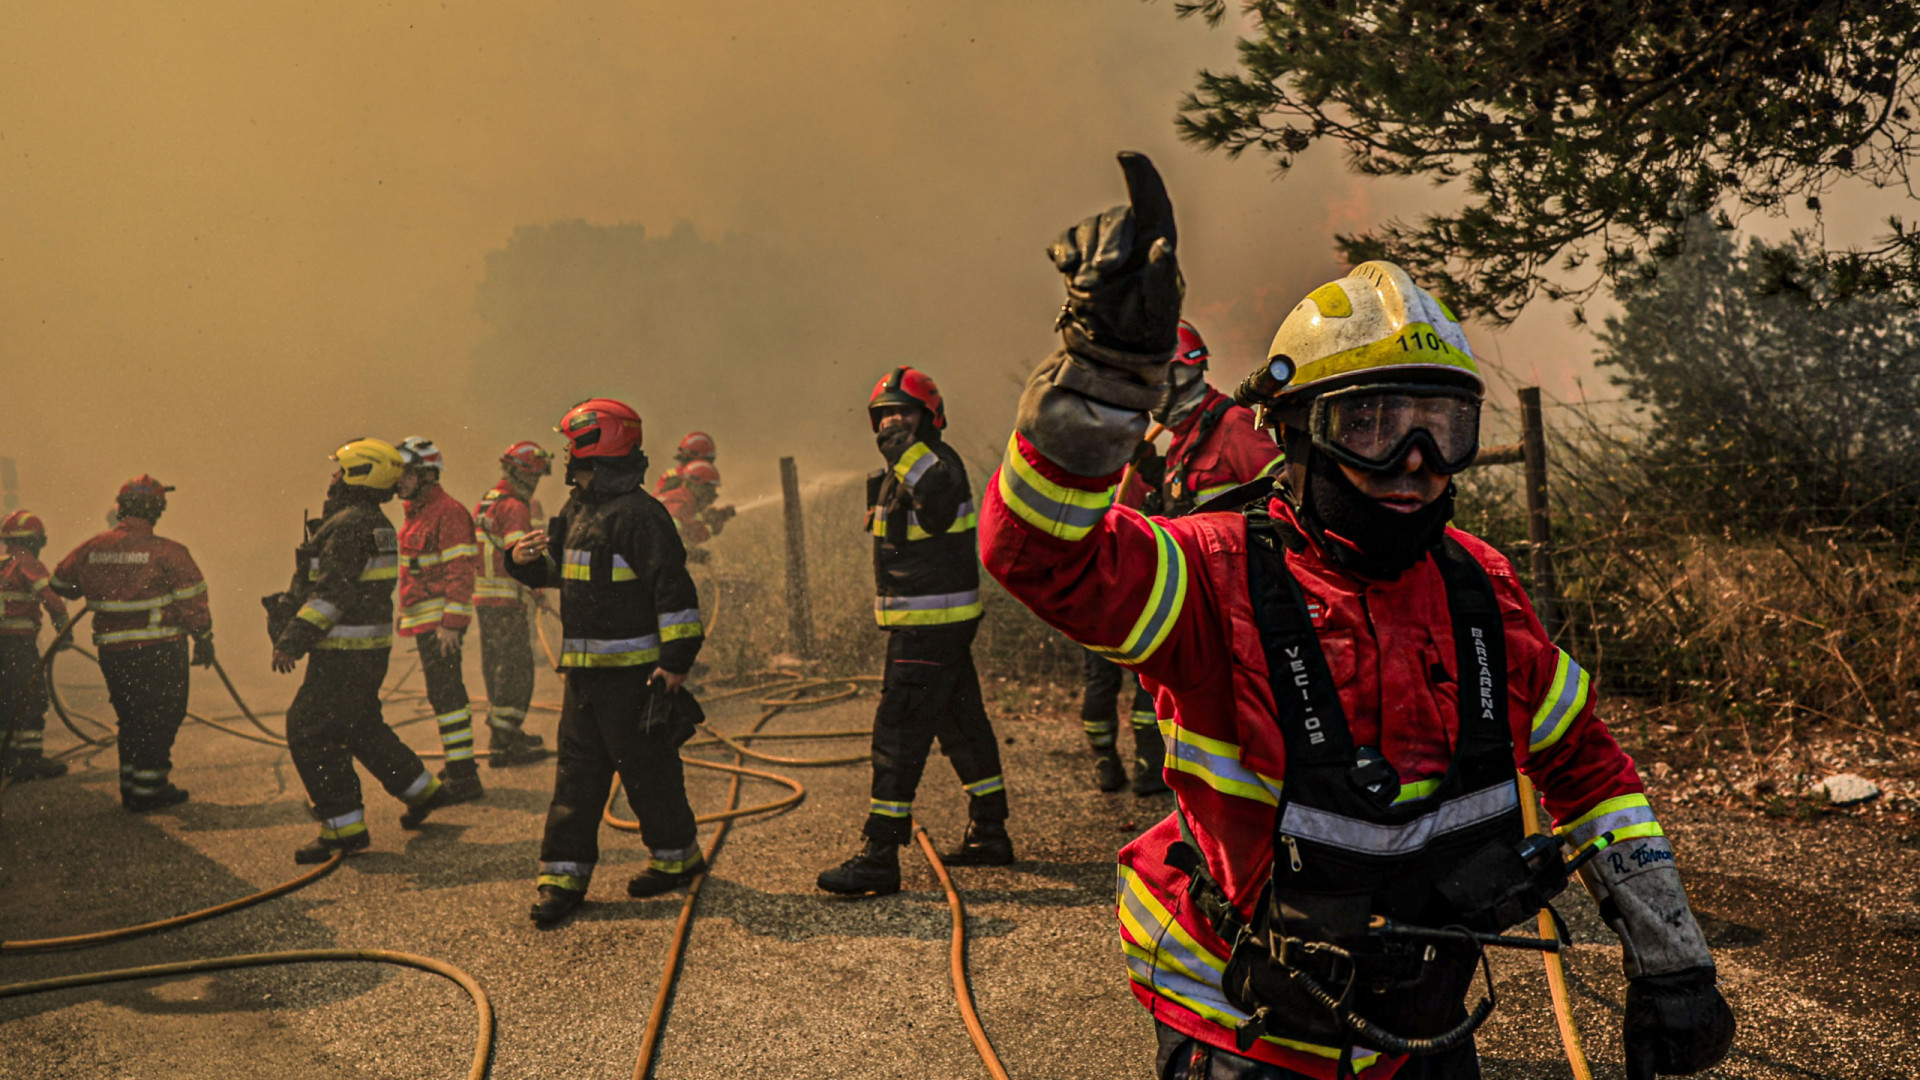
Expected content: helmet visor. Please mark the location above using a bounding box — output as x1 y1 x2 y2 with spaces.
1310 384 1481 474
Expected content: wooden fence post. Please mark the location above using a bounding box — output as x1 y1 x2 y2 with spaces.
1518 387 1561 639
779 456 816 658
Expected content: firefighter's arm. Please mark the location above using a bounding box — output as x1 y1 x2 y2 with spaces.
507 510 564 589
49 544 86 600
634 506 703 676
1498 567 1733 1077
1219 418 1285 489
165 544 213 636
883 438 967 534
24 558 69 625
274 525 372 658
439 507 478 632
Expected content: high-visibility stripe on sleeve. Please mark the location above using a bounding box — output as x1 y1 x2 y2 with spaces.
296 598 341 630
1555 793 1663 853
438 543 478 561
1162 723 1282 806
1529 650 1591 752
1193 483 1238 505
996 434 1115 542
170 581 208 601
659 607 704 641
893 442 937 487
1086 517 1186 667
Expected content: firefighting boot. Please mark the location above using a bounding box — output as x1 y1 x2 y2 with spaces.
530 884 585 926
817 839 902 896
294 830 371 865
626 852 707 898
4 751 68 781
1092 748 1128 792
1130 723 1170 796
399 777 452 830
487 726 549 768
942 820 1015 867
122 784 191 813
437 765 485 805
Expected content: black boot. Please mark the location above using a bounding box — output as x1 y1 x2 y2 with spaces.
1131 724 1170 796
5 752 67 781
942 820 1015 866
817 839 901 896
294 830 371 864
487 726 549 768
123 784 190 812
399 780 453 830
437 766 485 804
530 884 585 926
626 854 707 898
1092 748 1128 792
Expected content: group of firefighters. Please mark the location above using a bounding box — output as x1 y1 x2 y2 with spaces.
0 153 1737 1079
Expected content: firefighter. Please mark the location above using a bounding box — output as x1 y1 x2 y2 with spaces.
508 398 707 926
658 459 736 561
817 367 1012 897
270 438 450 863
1087 319 1287 795
978 155 1733 1079
654 431 719 497
52 476 214 811
394 436 485 803
1 510 70 780
474 440 554 766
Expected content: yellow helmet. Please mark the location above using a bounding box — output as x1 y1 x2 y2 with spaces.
331 437 405 490
1238 261 1481 425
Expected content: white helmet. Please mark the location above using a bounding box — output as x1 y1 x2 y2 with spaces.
396 435 444 472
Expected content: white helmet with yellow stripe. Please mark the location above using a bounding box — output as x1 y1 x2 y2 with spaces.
1241 261 1481 426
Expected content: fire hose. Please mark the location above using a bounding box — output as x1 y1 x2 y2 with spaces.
1518 773 1595 1080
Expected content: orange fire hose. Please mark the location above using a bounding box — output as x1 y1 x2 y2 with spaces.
1115 421 1167 498
915 825 1012 1080
1518 774 1594 1080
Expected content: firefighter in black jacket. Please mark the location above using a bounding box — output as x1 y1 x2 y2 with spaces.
270 439 450 864
818 367 1012 897
509 397 707 926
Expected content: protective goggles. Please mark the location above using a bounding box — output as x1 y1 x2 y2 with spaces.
1308 383 1482 475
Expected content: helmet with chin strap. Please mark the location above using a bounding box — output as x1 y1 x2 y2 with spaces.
868 366 946 431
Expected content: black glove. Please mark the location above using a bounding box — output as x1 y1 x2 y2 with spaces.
191 633 216 669
1624 967 1735 1080
877 425 918 466
1049 151 1184 358
1131 440 1167 490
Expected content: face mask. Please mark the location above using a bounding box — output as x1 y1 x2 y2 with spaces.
1300 449 1455 578
1155 367 1210 426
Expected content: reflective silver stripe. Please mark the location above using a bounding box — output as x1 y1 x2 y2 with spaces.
561 634 662 655
539 860 594 878
321 809 365 832
659 608 702 627
399 771 437 801
901 446 938 487
92 595 173 612
874 589 980 612
326 624 391 639
1278 782 1517 857
304 597 344 622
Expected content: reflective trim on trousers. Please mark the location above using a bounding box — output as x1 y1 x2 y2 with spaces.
649 846 702 874
870 798 912 818
437 707 476 762
962 774 1005 798
399 771 439 803
538 860 593 892
319 808 369 840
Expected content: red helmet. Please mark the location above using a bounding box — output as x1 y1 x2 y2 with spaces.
868 366 945 431
1174 319 1209 368
501 440 554 476
676 432 717 463
557 398 644 459
679 460 720 487
0 510 46 544
118 475 176 502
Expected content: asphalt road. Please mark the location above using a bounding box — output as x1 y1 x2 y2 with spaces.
1 651 1915 1079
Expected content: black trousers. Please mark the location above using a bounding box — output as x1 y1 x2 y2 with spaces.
863 622 1005 845
1155 1023 1480 1079
0 636 49 756
98 638 190 791
477 605 534 733
286 649 436 824
1080 647 1158 754
414 630 476 774
537 666 697 891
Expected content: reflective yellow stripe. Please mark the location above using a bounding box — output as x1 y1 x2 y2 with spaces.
1162 722 1282 806
96 626 187 644
1086 516 1186 666
170 581 208 601
1555 793 1662 853
1193 483 1238 504
873 590 984 628
996 434 1115 542
1528 650 1591 752
1394 778 1442 803
91 595 172 612
892 441 935 485
296 604 336 630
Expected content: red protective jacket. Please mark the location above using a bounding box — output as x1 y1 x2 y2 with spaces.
51 519 210 651
0 550 69 637
981 432 1652 1078
659 485 712 546
397 485 478 635
1120 388 1282 512
474 480 544 609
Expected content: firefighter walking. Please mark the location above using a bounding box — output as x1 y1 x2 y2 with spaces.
817 367 1012 898
1 510 70 780
979 155 1732 1079
52 476 214 810
270 439 449 863
508 398 708 926
474 440 553 767
395 437 486 803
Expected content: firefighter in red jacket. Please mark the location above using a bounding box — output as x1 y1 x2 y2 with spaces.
52 475 214 810
474 440 553 766
654 431 718 496
979 155 1732 1080
817 367 1013 897
658 459 735 560
1 510 71 780
393 436 485 803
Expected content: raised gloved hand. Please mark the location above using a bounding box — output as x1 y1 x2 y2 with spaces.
1624 967 1735 1079
1130 439 1167 491
191 633 216 668
876 425 919 466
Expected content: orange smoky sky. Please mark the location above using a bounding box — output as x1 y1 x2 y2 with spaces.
1 1 1595 680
